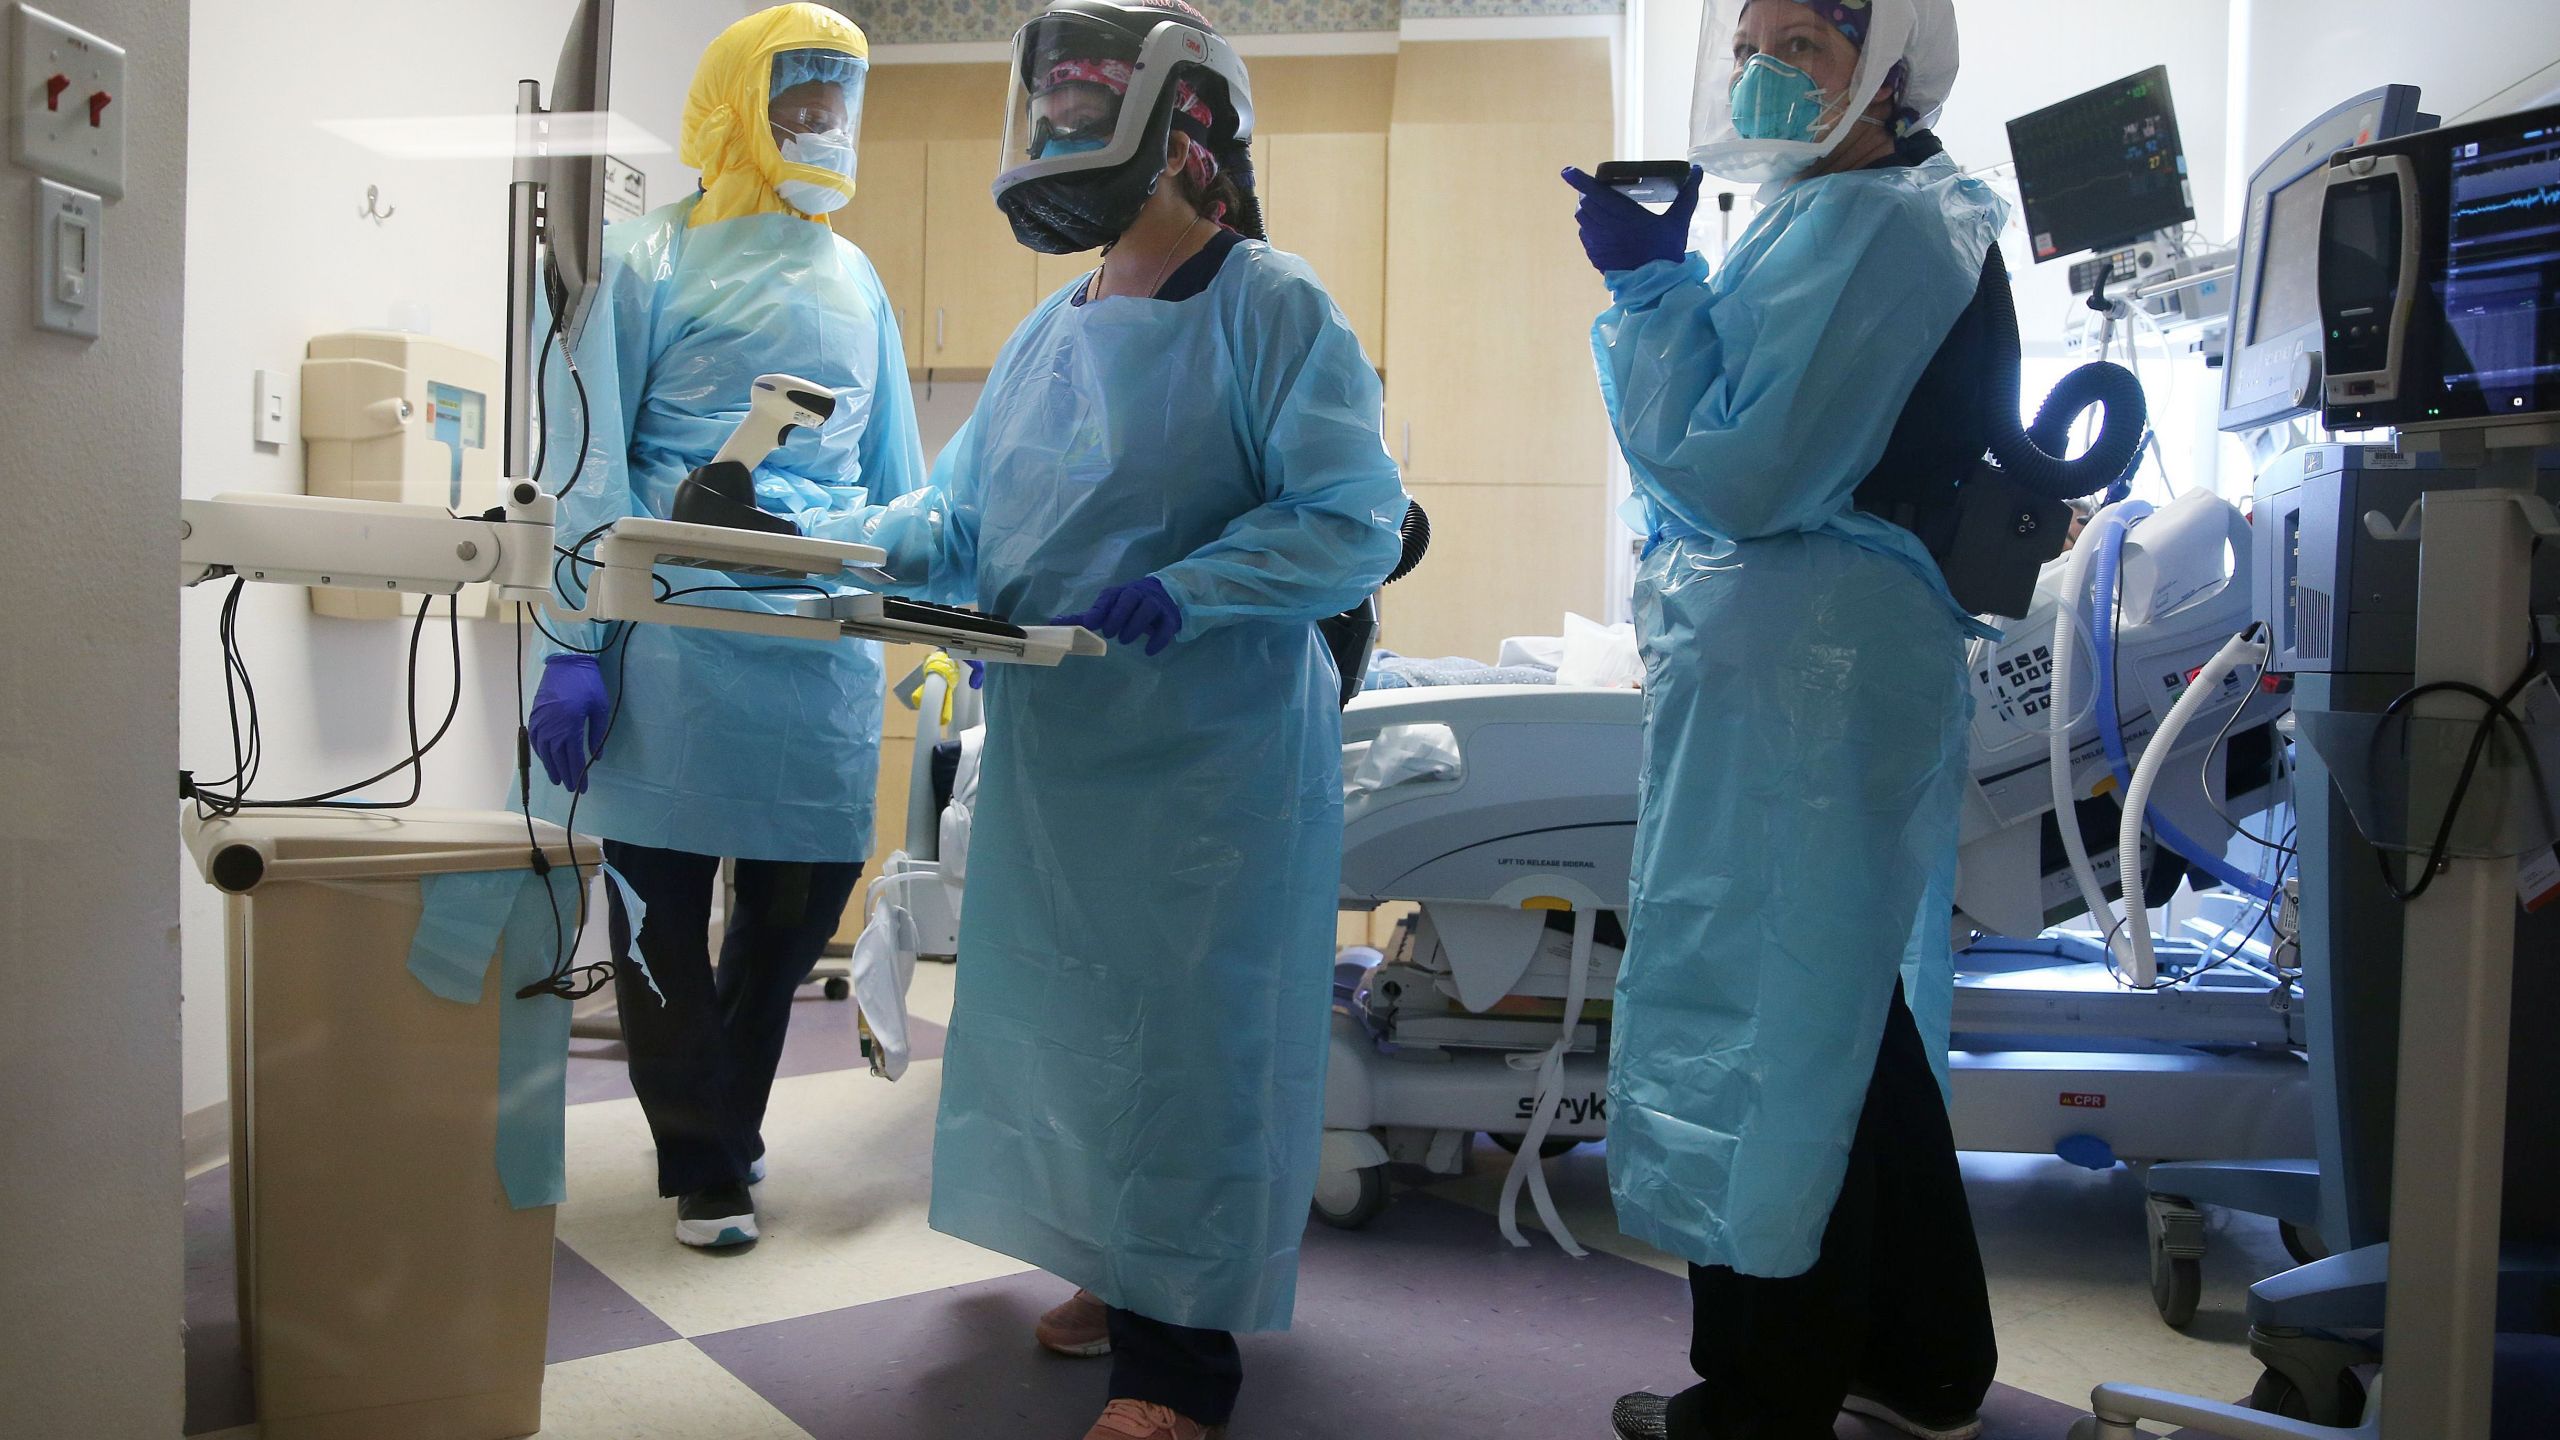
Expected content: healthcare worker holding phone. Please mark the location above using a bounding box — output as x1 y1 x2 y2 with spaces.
1563 1 2003 1437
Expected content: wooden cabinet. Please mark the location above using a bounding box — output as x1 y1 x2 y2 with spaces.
1261 131 1387 362
922 140 1037 370
1034 249 1100 306
1380 43 1613 491
1377 39 1618 662
1383 480 1608 662
834 139 926 369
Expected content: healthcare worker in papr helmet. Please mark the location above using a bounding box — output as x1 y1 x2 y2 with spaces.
1561 1 2003 1437
813 3 1408 1436
522 3 925 1254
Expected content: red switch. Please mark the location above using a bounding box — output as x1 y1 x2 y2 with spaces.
44 74 69 111
87 91 111 127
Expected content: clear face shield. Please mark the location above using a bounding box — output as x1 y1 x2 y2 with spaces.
1690 0 1915 185
996 14 1250 193
768 47 868 213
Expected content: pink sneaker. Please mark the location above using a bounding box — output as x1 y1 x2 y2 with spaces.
1082 1399 1223 1439
1035 1288 1113 1358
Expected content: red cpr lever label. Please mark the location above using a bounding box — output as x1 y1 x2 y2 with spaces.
2061 1092 2108 1109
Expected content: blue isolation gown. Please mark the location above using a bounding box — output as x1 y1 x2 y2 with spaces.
830 241 1407 1330
527 193 925 863
1594 153 2007 1277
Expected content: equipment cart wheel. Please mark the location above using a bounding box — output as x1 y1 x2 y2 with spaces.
1488 1132 1581 1160
2247 1364 2367 1426
2146 1194 2206 1328
1311 1166 1390 1230
823 977 851 1001
2278 1219 2328 1267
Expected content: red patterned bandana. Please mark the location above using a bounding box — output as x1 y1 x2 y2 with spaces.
1039 58 1219 190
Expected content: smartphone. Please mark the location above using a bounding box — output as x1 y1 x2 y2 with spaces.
1594 160 1690 204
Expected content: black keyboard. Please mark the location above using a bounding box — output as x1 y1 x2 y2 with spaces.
878 597 1026 640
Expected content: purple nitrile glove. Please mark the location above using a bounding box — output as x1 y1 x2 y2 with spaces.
1052 576 1182 657
528 653 610 793
1561 164 1703 275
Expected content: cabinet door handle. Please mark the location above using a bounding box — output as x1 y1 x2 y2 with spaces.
936 307 947 351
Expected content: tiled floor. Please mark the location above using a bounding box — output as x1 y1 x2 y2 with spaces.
187 959 2295 1438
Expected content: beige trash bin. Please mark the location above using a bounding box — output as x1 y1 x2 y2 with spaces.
184 807 601 1440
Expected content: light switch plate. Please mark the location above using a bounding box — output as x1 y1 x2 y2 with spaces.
253 369 289 446
11 4 125 198
34 176 100 337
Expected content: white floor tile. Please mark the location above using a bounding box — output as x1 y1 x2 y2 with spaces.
905 955 957 1029
556 1059 1032 1337
533 1340 811 1438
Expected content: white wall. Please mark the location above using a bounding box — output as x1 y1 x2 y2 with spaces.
0 0 189 1429
1933 0 2237 352
178 0 750 1119
2244 0 2560 163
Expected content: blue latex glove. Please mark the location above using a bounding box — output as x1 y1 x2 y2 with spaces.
1052 576 1182 657
1561 164 1703 275
528 654 611 793
965 659 985 689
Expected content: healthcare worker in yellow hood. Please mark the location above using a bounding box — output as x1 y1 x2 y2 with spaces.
523 3 925 1252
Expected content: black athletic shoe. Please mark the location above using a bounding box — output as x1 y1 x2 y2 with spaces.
1610 1392 1672 1440
1841 1386 1984 1440
674 1181 758 1248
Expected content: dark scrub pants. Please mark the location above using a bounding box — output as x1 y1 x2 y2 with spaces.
1108 1307 1243 1426
1668 983 1999 1439
602 840 865 1197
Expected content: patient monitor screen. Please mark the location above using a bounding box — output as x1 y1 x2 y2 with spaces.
2435 120 2560 415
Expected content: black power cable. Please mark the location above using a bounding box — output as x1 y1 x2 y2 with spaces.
189 584 464 818
2368 640 2554 904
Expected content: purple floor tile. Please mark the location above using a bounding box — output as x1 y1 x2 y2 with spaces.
547 1240 681 1364
694 1190 2086 1439
185 1166 254 1437
186 1162 680 1434
566 993 946 1107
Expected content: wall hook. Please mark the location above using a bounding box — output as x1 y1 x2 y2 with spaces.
360 185 396 224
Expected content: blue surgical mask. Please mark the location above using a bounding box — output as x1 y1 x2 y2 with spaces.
776 128 856 214
1035 133 1112 161
1730 54 1831 143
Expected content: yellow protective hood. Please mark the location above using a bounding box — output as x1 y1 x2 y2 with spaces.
681 3 869 227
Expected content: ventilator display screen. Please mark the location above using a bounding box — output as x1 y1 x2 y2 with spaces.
2007 67 2196 263
2251 174 2327 345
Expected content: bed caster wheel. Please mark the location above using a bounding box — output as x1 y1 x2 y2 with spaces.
2147 1194 2206 1328
1487 1132 1580 1160
823 977 851 1001
1311 1166 1389 1230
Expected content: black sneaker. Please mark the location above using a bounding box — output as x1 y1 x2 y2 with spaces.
1610 1392 1672 1440
674 1181 758 1248
1841 1386 1984 1440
